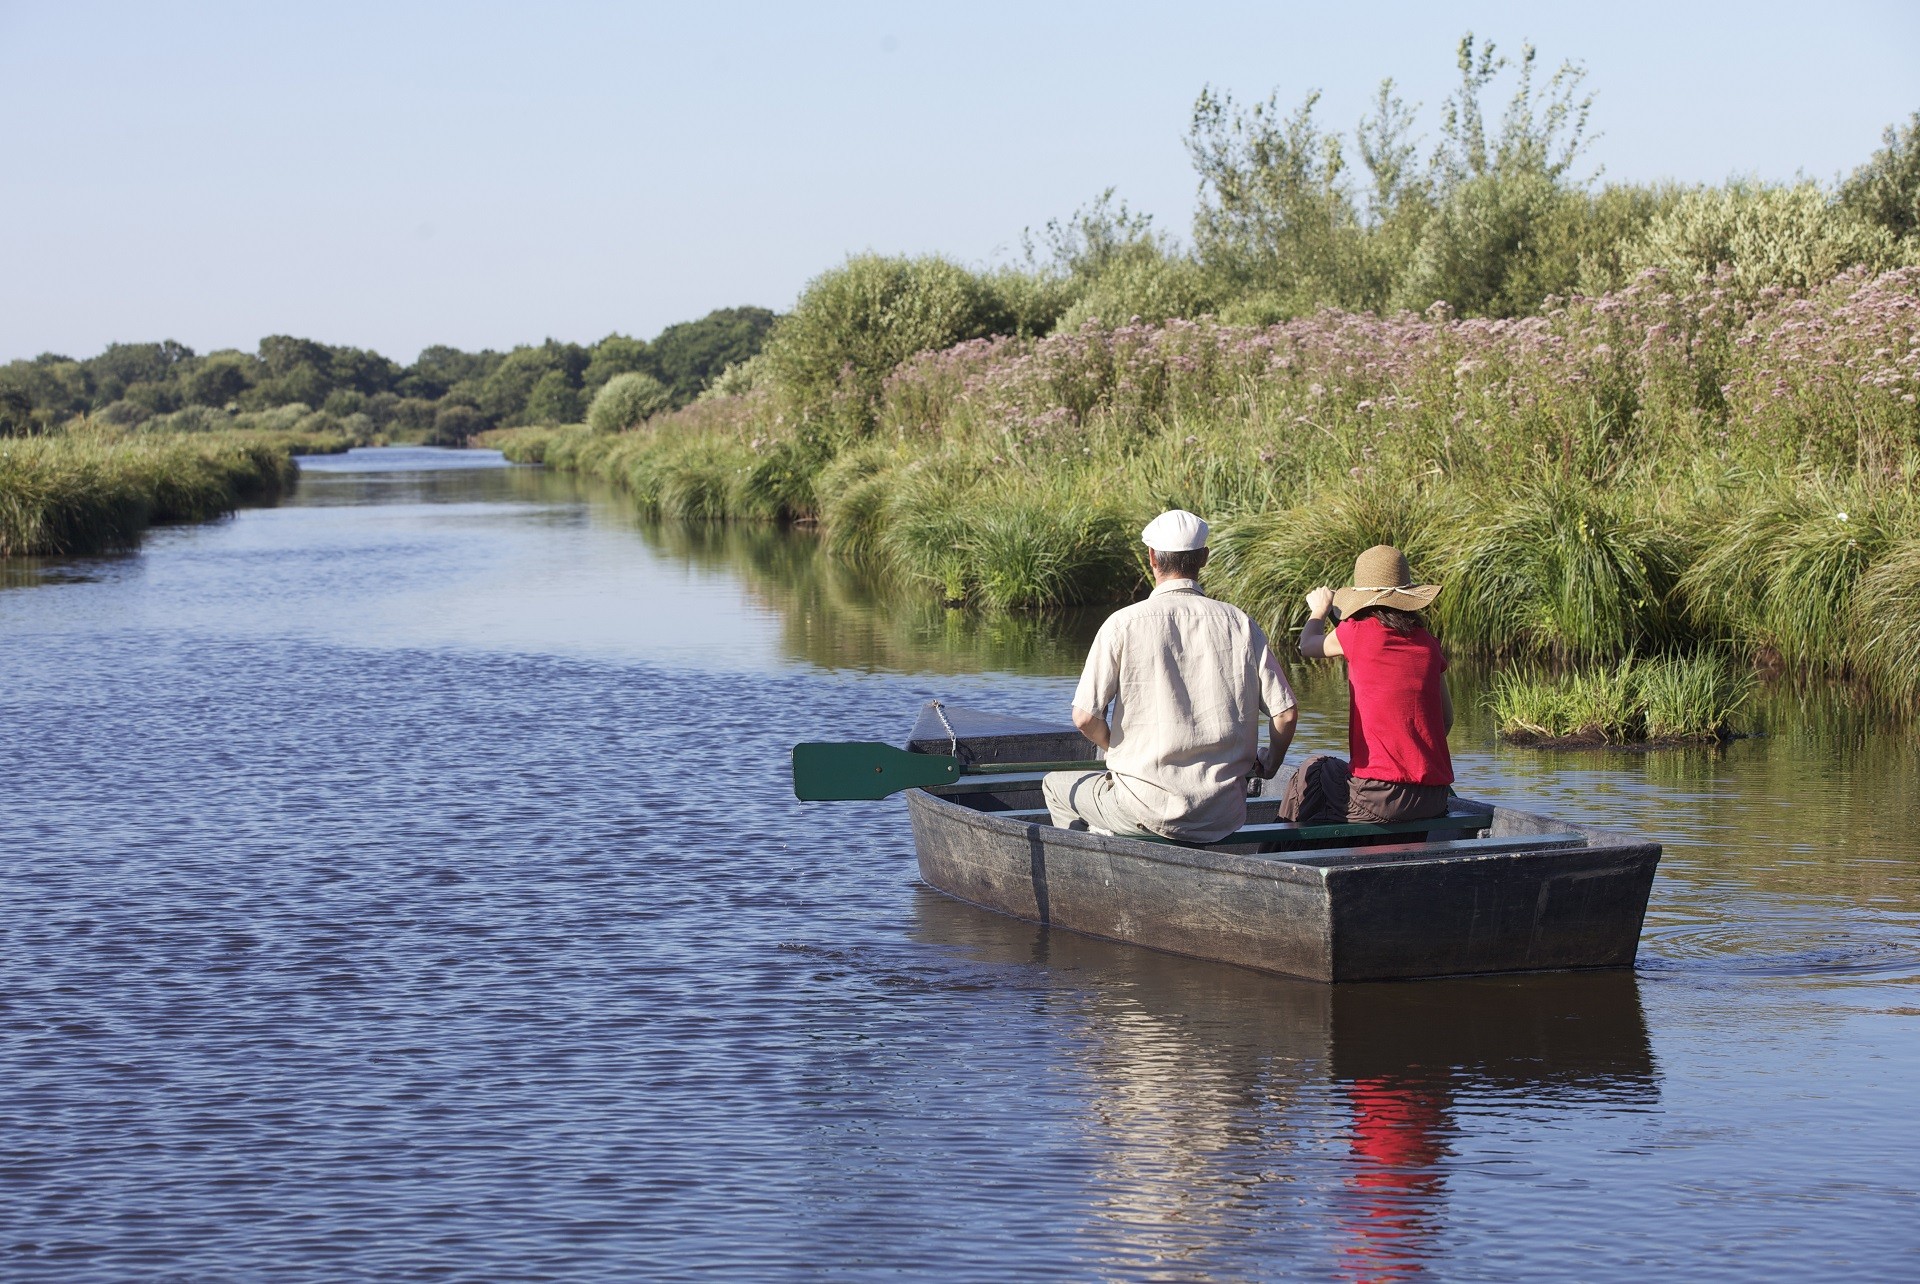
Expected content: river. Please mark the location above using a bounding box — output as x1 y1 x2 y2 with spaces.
2 446 1917 1280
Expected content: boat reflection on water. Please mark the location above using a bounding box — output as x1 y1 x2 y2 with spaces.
911 888 1657 1277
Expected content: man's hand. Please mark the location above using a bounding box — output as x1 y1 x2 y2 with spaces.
1254 706 1299 779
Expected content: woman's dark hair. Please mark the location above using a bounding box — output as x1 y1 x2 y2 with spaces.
1151 547 1209 579
1347 604 1428 634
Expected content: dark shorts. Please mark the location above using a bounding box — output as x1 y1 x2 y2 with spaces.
1277 753 1450 825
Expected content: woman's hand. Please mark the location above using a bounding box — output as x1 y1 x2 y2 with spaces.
1304 586 1335 620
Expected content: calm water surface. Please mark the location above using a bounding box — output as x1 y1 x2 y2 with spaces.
2 446 1917 1279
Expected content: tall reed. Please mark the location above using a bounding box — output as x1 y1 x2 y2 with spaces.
0 430 326 557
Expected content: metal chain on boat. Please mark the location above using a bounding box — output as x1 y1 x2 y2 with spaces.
930 700 962 762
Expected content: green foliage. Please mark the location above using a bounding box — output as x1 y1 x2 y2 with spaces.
586 372 672 434
1623 182 1902 293
524 369 583 425
962 502 1135 610
1640 652 1756 741
0 385 34 437
1850 536 1920 709
1209 484 1451 634
1841 112 1920 243
1442 483 1679 660
651 307 777 405
1680 480 1909 673
1488 653 1752 743
1489 659 1642 742
763 254 1009 442
430 403 487 445
1059 247 1215 330
582 335 653 395
0 429 320 556
1188 87 1374 312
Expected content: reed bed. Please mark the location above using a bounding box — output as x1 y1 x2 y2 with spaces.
490 265 1920 707
0 429 341 556
1488 653 1756 745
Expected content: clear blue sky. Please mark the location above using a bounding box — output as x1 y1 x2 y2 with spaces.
2 1 1915 364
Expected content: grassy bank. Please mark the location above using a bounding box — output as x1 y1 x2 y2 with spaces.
489 264 1920 709
0 428 348 556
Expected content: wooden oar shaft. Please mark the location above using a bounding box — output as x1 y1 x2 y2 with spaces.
964 760 1103 775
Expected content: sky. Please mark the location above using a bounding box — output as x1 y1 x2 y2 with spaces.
2 1 1916 365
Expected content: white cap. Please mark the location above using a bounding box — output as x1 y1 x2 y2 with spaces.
1141 509 1209 552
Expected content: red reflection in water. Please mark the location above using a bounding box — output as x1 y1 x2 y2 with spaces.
1337 1077 1450 1283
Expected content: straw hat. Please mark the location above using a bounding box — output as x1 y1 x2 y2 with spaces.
1331 545 1441 616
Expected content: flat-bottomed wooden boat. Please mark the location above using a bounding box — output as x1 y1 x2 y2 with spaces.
902 704 1661 982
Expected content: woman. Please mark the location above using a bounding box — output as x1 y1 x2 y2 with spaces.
1286 545 1453 825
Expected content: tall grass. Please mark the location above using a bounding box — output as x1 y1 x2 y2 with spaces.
0 429 329 556
1489 653 1753 744
495 265 1920 708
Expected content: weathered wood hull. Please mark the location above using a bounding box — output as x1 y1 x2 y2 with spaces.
903 705 1661 983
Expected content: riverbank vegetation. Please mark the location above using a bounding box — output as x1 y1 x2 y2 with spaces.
1489 653 1756 745
0 427 347 556
11 35 1920 720
484 42 1920 720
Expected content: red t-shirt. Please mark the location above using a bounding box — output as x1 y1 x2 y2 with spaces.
1335 616 1453 787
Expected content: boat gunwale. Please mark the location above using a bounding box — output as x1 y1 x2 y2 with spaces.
905 786 1648 887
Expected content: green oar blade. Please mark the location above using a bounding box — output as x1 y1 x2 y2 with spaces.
792 742 962 801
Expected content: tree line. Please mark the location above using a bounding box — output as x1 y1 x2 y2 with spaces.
0 307 775 441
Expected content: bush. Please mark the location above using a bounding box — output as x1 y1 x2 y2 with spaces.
1640 652 1755 741
586 372 673 434
1396 169 1583 316
1623 183 1901 293
431 403 488 445
1849 536 1920 709
1058 247 1216 330
763 254 1009 441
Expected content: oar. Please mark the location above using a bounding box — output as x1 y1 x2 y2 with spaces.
792 741 1102 801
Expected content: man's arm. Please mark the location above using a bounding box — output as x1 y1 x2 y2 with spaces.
1257 705 1298 779
1073 706 1111 752
1298 587 1344 659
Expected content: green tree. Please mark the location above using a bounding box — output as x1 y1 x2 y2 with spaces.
479 341 588 424
1394 36 1597 316
582 334 655 395
431 402 487 445
0 384 34 436
185 353 257 407
650 307 776 404
402 345 500 400
1622 181 1900 293
524 369 583 424
86 341 192 405
1187 87 1372 312
1840 112 1920 243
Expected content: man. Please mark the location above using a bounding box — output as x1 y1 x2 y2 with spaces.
1043 509 1298 843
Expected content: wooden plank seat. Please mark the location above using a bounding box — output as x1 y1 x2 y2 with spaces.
1152 812 1493 849
925 794 1495 849
1277 832 1585 865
